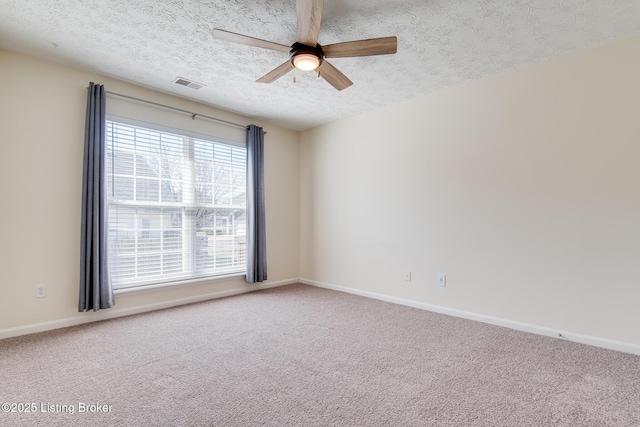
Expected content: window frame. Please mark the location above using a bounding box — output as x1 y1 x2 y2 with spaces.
105 115 248 291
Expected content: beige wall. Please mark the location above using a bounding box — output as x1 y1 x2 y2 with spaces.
0 49 299 332
299 36 640 346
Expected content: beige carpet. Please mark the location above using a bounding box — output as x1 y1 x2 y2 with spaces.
1 283 639 426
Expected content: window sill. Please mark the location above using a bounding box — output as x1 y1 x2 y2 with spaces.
113 272 247 296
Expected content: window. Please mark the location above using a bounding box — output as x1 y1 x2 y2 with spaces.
106 117 247 289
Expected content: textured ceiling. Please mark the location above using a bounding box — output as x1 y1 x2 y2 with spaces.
1 0 639 131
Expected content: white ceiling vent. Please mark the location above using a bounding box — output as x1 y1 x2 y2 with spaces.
174 77 205 90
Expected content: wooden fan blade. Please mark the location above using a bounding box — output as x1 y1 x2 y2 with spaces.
212 29 291 52
296 0 323 46
323 36 397 58
318 60 353 91
256 61 295 83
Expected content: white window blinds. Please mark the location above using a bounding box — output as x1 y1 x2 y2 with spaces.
106 118 247 289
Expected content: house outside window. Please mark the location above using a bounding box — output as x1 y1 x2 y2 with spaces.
106 117 247 289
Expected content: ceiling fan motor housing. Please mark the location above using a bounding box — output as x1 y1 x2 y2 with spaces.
290 42 324 70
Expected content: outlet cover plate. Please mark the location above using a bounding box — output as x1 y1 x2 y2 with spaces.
36 284 46 298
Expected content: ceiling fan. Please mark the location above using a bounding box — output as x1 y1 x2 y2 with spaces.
212 0 397 91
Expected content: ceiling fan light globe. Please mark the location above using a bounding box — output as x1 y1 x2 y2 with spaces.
293 53 320 71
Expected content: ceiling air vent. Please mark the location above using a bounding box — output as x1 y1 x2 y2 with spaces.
174 77 205 90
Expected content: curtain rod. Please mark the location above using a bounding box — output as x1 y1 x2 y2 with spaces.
105 90 250 131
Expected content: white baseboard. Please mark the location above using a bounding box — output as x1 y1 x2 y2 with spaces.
300 278 640 356
0 278 296 340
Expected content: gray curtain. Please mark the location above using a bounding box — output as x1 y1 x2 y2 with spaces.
246 125 267 283
79 82 114 311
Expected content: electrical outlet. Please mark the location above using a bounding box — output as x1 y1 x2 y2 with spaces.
403 271 411 282
35 284 47 298
437 274 446 287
